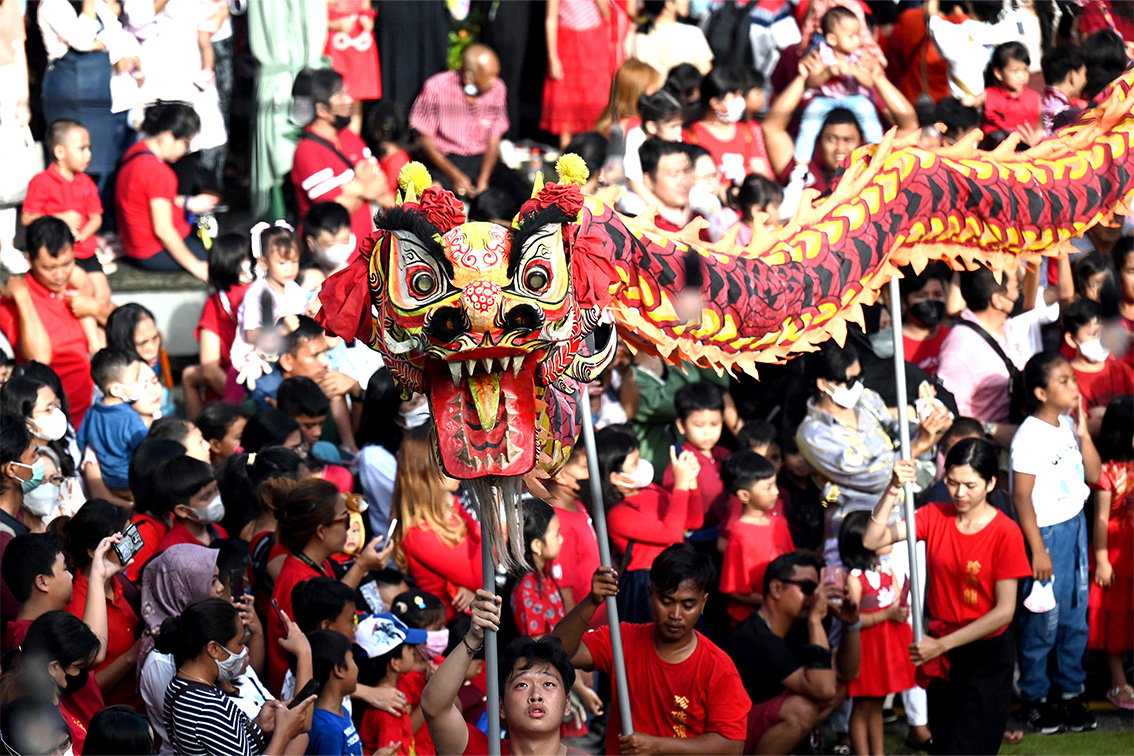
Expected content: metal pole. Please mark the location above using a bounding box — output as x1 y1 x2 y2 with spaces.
577 381 635 737
482 531 500 755
887 276 925 642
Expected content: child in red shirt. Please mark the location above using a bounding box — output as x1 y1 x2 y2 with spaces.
600 426 700 623
21 120 108 353
979 42 1040 135
662 382 730 529
356 614 429 756
1063 298 1134 432
718 451 794 625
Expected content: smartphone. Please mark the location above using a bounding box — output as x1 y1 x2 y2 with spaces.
820 566 846 607
114 523 145 566
271 598 290 638
385 518 398 543
229 567 245 598
289 679 321 709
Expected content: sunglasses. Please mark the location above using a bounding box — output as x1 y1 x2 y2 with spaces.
782 579 818 596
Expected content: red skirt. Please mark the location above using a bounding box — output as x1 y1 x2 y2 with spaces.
1088 572 1134 654
541 24 614 135
848 616 917 697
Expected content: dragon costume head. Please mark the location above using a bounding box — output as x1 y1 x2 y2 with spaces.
322 157 620 481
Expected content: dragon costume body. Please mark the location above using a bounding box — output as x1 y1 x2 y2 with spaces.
318 69 1134 568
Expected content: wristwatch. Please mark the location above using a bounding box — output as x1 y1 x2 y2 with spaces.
843 618 863 634
981 420 996 437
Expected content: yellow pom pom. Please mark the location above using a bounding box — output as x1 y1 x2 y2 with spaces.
398 162 432 195
555 153 589 187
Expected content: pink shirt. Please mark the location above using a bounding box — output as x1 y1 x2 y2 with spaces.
409 71 510 157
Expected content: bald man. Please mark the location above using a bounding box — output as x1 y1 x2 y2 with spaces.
409 43 525 204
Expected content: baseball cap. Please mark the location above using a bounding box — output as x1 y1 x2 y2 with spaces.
354 613 429 658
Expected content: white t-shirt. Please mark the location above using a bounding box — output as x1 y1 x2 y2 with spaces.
622 126 647 183
928 13 1031 98
1010 415 1088 527
629 23 713 78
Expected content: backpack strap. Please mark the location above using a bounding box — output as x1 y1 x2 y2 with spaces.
299 132 356 173
954 319 1017 377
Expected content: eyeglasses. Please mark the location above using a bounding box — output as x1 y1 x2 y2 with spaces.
782 579 818 596
329 513 350 526
841 373 863 385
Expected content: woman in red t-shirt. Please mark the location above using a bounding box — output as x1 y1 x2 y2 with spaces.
1115 239 1134 367
864 439 1032 755
264 477 393 694
685 68 773 187
899 263 951 378
393 426 482 623
113 103 219 280
184 234 253 415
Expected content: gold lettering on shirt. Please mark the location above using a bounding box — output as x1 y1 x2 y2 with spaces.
963 561 981 606
670 695 690 738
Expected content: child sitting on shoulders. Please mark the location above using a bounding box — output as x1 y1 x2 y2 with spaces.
718 451 794 625
77 349 157 497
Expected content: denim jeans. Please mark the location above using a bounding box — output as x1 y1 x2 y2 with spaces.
1017 510 1090 701
794 93 884 164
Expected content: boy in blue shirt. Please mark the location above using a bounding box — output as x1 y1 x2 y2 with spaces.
306 629 364 756
76 348 150 492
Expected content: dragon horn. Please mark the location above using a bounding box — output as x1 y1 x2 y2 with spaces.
403 181 418 204
531 169 545 196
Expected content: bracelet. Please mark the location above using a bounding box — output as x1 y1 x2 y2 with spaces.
843 618 863 633
461 635 483 656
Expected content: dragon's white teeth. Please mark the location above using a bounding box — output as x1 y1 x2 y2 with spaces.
500 355 513 372
481 357 494 373
512 353 525 378
465 359 477 377
448 361 461 386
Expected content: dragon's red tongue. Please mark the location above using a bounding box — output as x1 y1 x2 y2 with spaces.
428 357 537 479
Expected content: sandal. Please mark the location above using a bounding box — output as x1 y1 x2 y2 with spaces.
1107 684 1134 710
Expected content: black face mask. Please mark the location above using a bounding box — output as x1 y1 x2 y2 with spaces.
333 113 352 131
62 668 88 694
909 299 946 328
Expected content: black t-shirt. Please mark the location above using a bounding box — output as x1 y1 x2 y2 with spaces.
722 613 805 704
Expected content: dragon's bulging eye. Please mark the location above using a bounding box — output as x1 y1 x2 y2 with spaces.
524 267 549 292
411 270 436 296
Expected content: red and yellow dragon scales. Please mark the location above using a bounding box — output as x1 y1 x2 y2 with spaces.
318 69 1134 562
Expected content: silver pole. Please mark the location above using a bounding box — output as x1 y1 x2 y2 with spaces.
481 534 500 755
888 276 925 642
577 380 635 737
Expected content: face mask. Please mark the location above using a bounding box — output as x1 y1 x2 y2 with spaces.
62 667 88 694
868 329 894 359
214 644 248 682
23 482 59 517
315 234 356 270
420 629 450 660
1078 338 1110 363
826 380 864 409
31 408 68 442
398 403 432 429
12 458 46 494
112 382 143 404
909 299 946 328
717 97 745 123
614 458 654 490
463 74 479 97
185 494 226 524
332 113 352 130
687 185 722 218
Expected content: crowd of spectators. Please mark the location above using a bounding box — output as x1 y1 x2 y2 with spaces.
0 1 1133 756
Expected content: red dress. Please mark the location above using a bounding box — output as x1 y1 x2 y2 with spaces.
847 565 916 697
541 0 613 136
1088 460 1134 654
325 0 381 100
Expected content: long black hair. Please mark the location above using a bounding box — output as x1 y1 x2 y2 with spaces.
154 597 240 668
1097 396 1134 464
355 369 404 454
84 705 157 755
0 376 75 477
594 425 641 509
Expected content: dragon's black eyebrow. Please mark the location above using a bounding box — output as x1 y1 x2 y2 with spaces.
375 206 453 278
510 206 574 278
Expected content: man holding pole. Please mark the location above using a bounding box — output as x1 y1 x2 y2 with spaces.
553 544 751 755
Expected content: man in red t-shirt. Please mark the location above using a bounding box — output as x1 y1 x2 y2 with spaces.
0 218 96 424
290 68 390 244
555 544 751 755
423 591 586 756
0 533 74 652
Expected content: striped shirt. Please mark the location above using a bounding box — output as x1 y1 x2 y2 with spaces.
408 70 509 157
290 126 375 243
559 0 603 30
164 677 266 756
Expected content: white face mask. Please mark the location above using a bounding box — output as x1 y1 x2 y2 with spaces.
826 380 864 409
315 234 356 270
398 403 432 429
718 97 745 123
112 382 144 404
214 643 248 682
185 494 225 524
22 482 59 517
614 458 655 490
31 408 68 442
1077 338 1110 364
